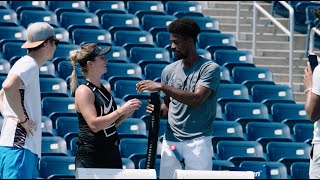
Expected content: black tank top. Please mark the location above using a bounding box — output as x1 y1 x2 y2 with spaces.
77 80 120 147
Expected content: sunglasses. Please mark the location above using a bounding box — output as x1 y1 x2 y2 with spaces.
47 37 59 46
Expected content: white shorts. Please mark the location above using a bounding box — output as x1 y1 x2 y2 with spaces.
310 143 320 179
159 136 213 179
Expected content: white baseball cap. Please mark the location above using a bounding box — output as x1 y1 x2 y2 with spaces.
21 22 55 49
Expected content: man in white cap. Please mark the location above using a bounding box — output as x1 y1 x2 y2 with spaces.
0 22 58 179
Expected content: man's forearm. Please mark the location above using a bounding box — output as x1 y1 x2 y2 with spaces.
3 88 26 121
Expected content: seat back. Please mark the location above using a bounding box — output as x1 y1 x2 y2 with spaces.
117 118 147 136
240 161 288 179
56 116 79 138
72 28 112 45
42 97 76 116
41 136 68 156
165 1 202 15
39 156 75 179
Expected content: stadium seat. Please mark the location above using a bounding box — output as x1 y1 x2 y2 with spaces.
119 138 148 158
72 28 112 45
305 5 320 55
214 50 255 73
104 62 143 89
105 46 129 63
54 27 70 44
156 31 171 48
246 122 293 152
48 1 86 12
2 41 26 62
0 26 27 45
113 79 149 100
0 9 18 26
141 14 176 37
225 102 271 130
196 48 212 60
101 13 141 38
0 59 11 74
232 66 275 93
212 121 245 153
293 1 320 34
215 103 223 120
251 84 295 113
217 84 251 112
87 1 126 14
184 16 220 33
40 77 68 95
56 116 79 138
41 136 68 156
114 30 155 55
144 63 168 81
219 66 232 84
39 61 56 78
293 123 314 143
127 1 164 15
9 1 46 18
122 158 135 169
173 11 204 18
57 60 82 80
130 47 171 64
70 136 78 156
271 103 312 131
138 158 161 178
53 44 80 60
240 161 288 179
0 1 8 9
117 118 147 137
165 1 202 15
266 142 310 171
212 160 235 170
60 12 100 34
38 156 75 179
290 162 310 179
216 140 266 166
198 33 237 56
42 116 53 137
42 97 76 117
0 76 7 89
20 10 59 28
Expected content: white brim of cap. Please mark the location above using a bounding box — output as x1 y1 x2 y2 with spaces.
21 40 45 49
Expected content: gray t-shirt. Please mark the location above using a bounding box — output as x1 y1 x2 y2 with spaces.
161 56 220 142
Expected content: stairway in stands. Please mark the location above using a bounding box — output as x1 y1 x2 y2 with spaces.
198 1 320 104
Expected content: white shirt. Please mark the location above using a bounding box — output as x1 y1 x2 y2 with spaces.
311 64 320 144
0 55 42 157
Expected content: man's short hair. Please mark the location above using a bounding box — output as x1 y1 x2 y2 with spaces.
167 18 201 43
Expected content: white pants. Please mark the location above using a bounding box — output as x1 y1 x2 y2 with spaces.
159 136 213 179
310 144 320 179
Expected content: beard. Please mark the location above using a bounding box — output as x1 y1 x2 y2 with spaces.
173 51 187 61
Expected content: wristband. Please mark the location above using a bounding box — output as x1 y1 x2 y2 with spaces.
304 88 312 94
20 116 28 124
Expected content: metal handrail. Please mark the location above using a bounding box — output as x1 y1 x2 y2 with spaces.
236 1 240 41
309 27 320 54
252 1 294 88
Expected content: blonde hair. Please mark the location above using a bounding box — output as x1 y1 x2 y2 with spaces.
69 43 97 93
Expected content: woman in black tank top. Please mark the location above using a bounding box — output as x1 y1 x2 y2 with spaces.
68 43 142 169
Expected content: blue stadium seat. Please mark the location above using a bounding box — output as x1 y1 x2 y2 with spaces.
293 123 314 143
212 160 235 170
70 137 78 156
104 62 143 89
117 118 147 137
39 77 67 94
246 122 293 152
130 47 171 64
41 136 68 156
219 66 232 84
42 97 76 117
198 33 237 56
196 48 212 60
54 27 70 44
0 59 11 74
9 1 46 18
57 60 82 80
127 1 164 15
184 16 220 33
53 44 80 59
0 26 26 41
293 1 320 34
0 9 18 26
2 42 26 63
20 10 59 28
56 116 79 138
216 140 266 166
165 1 202 15
215 103 223 120
122 158 135 169
113 79 149 100
48 112 77 129
39 61 56 78
156 31 170 48
42 116 53 137
60 12 100 34
271 103 312 130
305 5 320 55
225 102 271 130
240 161 288 179
144 63 168 82
105 46 129 63
48 1 86 12
101 13 140 38
87 1 126 16
290 162 310 179
0 1 8 9
119 138 148 158
39 156 75 179
114 30 155 55
213 50 255 73
232 66 275 94
72 28 112 45
217 84 251 112
141 14 176 37
212 121 245 153
251 84 295 113
266 142 310 171
138 158 161 178
0 76 7 89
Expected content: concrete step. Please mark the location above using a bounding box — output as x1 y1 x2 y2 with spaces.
205 1 272 12
272 74 303 84
220 23 295 34
293 92 306 104
238 49 320 59
229 32 307 42
212 16 289 28
253 56 307 66
203 8 255 18
236 40 307 51
255 64 305 74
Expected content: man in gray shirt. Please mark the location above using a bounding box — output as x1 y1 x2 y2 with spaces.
136 18 220 179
